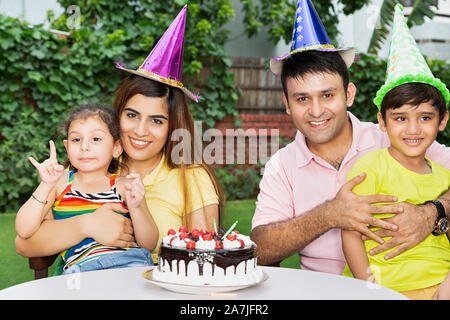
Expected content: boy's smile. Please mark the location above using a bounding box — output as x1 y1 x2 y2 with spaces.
378 102 449 173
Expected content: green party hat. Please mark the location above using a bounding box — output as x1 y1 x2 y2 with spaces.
373 4 449 110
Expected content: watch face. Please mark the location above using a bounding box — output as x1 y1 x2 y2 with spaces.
437 219 449 234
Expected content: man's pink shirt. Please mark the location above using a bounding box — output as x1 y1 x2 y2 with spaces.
252 112 450 274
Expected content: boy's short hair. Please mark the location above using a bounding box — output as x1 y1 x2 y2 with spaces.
380 83 447 122
280 50 350 100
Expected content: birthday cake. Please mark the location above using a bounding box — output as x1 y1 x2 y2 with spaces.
152 226 263 286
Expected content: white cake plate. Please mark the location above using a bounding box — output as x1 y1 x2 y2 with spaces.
142 269 268 295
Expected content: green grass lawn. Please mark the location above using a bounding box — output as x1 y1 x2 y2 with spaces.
0 199 298 290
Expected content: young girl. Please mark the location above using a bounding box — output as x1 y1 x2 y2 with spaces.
16 104 158 273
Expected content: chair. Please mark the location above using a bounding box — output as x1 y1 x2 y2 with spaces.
29 255 57 279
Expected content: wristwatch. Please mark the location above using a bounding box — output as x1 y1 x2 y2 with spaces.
425 200 449 236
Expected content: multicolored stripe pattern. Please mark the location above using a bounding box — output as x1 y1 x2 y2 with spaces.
53 171 131 271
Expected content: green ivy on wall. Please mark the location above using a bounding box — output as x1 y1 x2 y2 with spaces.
0 0 241 211
0 1 449 210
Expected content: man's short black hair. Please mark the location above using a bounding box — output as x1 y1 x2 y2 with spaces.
280 50 350 99
380 82 447 122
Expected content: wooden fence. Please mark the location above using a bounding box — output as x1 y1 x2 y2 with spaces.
192 56 286 114
190 56 297 166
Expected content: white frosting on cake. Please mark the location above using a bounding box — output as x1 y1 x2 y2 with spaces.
153 257 263 286
152 228 263 286
196 238 216 250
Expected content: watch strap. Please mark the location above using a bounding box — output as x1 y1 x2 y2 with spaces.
425 200 446 219
425 200 447 236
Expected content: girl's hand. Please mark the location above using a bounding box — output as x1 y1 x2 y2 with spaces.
124 173 145 210
29 140 64 186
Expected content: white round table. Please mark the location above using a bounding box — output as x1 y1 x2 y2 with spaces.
0 266 407 300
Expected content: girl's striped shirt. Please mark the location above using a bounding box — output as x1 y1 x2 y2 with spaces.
53 171 131 271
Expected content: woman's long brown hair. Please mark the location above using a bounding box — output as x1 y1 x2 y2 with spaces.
113 75 225 230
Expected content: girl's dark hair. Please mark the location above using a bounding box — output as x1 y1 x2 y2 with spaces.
380 83 446 122
63 103 121 173
281 50 350 101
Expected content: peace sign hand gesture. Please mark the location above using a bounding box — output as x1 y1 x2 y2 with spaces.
29 140 64 186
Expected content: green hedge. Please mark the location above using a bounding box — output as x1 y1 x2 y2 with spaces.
0 0 240 211
0 15 449 210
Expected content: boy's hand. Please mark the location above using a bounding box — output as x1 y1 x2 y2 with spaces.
124 173 145 210
29 140 64 186
433 273 450 300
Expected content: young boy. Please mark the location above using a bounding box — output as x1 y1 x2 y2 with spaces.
341 4 450 300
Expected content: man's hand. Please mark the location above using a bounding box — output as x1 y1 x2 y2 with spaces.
362 202 436 260
331 173 401 244
82 203 136 248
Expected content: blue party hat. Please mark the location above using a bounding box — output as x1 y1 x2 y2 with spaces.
270 0 355 75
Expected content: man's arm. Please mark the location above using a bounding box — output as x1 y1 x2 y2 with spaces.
252 200 333 266
367 188 450 260
252 173 400 266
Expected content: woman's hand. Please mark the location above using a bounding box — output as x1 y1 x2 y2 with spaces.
83 203 136 248
28 140 64 186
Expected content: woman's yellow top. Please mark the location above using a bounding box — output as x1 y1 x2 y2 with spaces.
140 154 219 263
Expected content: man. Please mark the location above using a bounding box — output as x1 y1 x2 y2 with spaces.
251 0 450 274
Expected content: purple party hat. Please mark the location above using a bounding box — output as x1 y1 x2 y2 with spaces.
115 5 200 102
270 0 355 75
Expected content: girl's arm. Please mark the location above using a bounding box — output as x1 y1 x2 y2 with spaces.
342 230 375 282
15 181 58 239
15 203 135 257
120 174 158 251
16 141 64 239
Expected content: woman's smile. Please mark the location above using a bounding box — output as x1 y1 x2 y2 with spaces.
129 137 152 148
119 94 169 163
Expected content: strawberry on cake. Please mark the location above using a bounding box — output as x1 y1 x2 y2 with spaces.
152 226 264 286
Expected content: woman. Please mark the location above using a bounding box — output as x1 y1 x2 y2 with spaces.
113 74 224 263
15 6 224 266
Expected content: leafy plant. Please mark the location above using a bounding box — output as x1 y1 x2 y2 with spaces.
0 1 241 211
0 2 449 212
214 165 262 201
367 0 437 54
241 0 372 46
53 0 240 127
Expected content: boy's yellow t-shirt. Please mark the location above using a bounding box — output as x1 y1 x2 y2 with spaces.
342 148 450 292
141 154 219 263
